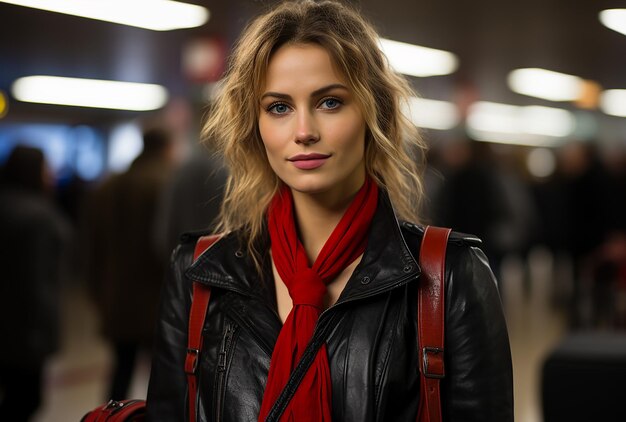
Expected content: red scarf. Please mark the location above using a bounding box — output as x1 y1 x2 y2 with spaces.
259 177 379 421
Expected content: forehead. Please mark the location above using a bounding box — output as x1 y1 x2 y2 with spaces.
263 43 347 93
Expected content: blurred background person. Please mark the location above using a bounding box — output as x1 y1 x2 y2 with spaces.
84 127 178 401
0 146 70 421
149 96 228 260
430 138 516 282
555 142 610 327
154 141 228 261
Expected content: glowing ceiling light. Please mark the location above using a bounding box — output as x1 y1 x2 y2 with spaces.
378 38 458 77
403 97 460 130
600 89 626 117
599 9 626 36
467 101 576 146
0 0 209 31
12 76 169 111
522 106 575 137
508 68 584 101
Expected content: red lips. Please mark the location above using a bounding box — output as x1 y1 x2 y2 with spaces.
287 153 331 170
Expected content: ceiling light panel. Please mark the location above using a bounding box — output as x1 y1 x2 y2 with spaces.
599 9 626 36
378 38 458 77
403 97 460 130
600 89 626 117
0 0 209 31
508 68 584 101
467 101 576 146
12 76 169 111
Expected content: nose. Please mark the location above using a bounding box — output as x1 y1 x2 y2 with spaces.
294 110 319 145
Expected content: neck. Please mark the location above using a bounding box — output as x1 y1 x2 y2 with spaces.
291 182 363 265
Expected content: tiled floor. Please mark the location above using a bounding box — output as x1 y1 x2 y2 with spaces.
30 248 568 422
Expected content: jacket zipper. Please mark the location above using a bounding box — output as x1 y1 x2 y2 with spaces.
214 322 237 421
263 272 420 421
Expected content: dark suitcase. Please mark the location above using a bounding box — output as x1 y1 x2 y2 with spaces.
542 331 626 422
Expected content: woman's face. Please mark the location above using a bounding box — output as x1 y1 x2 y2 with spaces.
259 43 367 199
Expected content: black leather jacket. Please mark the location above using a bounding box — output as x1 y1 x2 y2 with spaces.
147 191 514 421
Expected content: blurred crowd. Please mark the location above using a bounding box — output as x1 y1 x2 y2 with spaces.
427 137 626 329
0 109 227 418
0 114 625 418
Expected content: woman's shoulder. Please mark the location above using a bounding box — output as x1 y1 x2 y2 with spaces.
398 222 498 292
170 229 252 274
398 221 483 251
177 229 219 245
170 229 229 266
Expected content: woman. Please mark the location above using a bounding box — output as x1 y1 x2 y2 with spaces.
147 1 513 421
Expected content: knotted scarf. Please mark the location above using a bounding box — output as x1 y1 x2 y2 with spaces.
259 177 379 421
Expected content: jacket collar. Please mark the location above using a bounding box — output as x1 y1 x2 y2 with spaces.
185 189 421 303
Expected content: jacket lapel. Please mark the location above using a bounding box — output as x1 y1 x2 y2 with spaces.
333 189 421 305
185 189 421 308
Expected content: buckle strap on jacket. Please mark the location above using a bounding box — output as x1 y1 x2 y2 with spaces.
185 235 220 422
417 226 451 422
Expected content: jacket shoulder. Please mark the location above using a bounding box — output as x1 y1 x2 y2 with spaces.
399 221 482 247
178 229 216 245
170 229 220 268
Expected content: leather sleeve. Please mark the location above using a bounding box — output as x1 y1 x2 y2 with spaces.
146 241 195 421
442 243 514 421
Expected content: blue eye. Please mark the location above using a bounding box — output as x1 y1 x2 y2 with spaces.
268 102 290 114
320 98 341 110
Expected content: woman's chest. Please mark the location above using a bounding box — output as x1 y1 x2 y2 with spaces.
271 255 363 323
198 286 420 422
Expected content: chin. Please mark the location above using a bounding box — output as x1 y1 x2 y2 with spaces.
285 179 331 195
275 165 365 198
276 172 332 194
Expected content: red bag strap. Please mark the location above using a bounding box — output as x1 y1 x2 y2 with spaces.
185 234 220 422
417 226 451 422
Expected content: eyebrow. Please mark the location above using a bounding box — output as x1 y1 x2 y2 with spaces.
260 83 349 101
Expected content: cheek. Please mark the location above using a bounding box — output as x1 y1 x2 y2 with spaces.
259 115 289 146
259 118 276 150
330 115 366 155
259 118 284 170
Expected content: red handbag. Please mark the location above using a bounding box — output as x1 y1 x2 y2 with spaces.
80 399 146 422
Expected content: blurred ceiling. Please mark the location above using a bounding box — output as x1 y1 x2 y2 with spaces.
0 0 625 138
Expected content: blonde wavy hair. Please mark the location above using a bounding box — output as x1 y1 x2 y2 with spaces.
203 0 427 269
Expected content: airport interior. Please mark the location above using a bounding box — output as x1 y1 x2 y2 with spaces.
1 1 626 421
